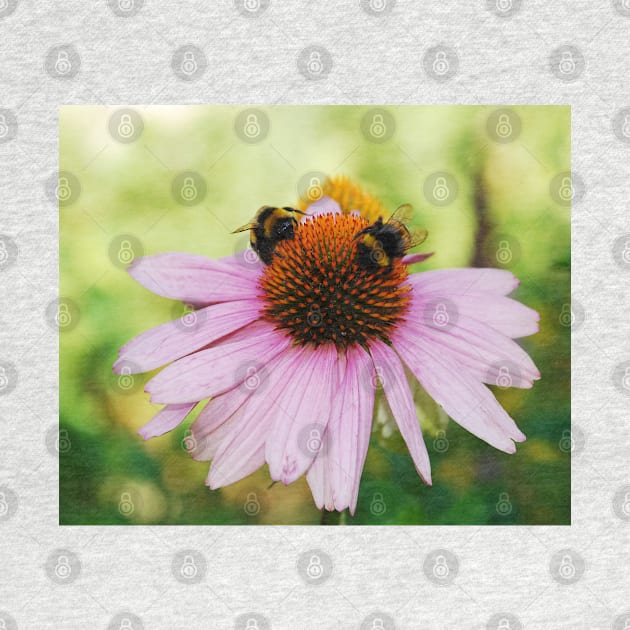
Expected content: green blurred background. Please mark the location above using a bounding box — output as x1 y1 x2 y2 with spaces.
60 105 570 525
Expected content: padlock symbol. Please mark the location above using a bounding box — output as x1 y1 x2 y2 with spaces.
306 554 323 579
496 492 512 515
433 430 449 453
371 619 385 630
0 367 7 391
495 366 512 388
0 114 8 138
621 241 630 264
243 246 259 265
621 492 630 516
243 0 261 11
180 555 198 579
306 428 322 454
432 176 449 201
622 367 630 390
57 428 71 453
0 492 8 516
119 492 134 515
245 618 260 630
369 0 386 11
243 113 261 138
118 619 133 630
117 113 135 139
558 176 574 202
495 240 513 264
558 429 573 453
622 115 630 138
432 554 449 579
307 50 323 75
56 176 72 202
432 303 449 327
182 429 196 452
495 113 512 138
559 303 573 327
372 365 385 389
118 0 134 11
307 176 323 201
181 51 198 76
118 365 134 390
432 51 449 75
558 51 576 75
180 176 198 202
244 366 260 390
54 554 72 579
370 113 386 138
497 618 512 630
244 492 260 515
117 239 135 265
558 554 576 580
307 304 322 326
54 50 72 75
495 0 513 12
180 303 197 328
0 240 8 264
56 302 72 328
370 492 386 515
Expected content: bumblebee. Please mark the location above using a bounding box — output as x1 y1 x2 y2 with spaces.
232 206 306 265
354 203 428 270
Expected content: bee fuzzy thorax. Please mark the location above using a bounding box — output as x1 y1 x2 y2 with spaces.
260 213 412 348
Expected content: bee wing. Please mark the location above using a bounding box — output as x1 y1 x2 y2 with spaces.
231 222 256 234
388 203 414 225
406 225 429 248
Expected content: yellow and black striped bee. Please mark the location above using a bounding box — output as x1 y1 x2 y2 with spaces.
232 206 306 265
354 204 428 270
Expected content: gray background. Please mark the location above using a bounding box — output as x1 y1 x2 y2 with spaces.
1 1 629 629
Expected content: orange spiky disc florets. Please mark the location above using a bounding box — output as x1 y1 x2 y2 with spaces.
260 213 411 348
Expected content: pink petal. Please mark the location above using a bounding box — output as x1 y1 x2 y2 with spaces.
302 195 341 221
137 403 195 440
306 442 335 512
128 252 262 305
190 384 256 461
393 329 526 453
265 344 339 485
369 340 432 485
113 299 262 374
145 321 290 404
410 268 519 296
207 350 296 488
326 345 375 514
402 252 434 265
404 300 540 388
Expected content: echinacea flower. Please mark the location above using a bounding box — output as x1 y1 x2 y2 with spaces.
114 176 540 515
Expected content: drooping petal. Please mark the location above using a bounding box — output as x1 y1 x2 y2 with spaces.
137 403 196 440
323 345 375 514
145 321 290 404
302 195 342 220
409 268 519 297
113 299 262 374
128 253 262 304
265 344 339 485
393 328 526 453
369 339 431 485
207 349 300 489
404 300 540 388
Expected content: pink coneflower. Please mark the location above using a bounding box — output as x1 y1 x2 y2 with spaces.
114 177 540 514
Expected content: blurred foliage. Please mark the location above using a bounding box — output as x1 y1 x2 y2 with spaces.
60 105 570 525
